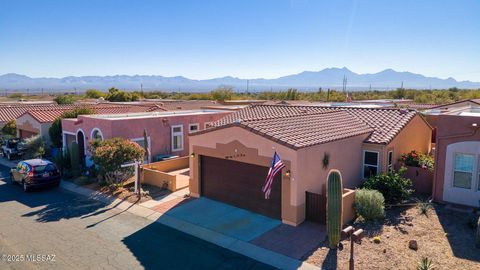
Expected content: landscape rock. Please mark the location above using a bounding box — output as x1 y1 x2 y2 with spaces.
408 240 418 251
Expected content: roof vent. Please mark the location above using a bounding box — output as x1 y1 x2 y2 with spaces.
399 109 408 114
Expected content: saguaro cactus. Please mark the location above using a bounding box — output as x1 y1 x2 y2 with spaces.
70 142 81 178
327 169 343 249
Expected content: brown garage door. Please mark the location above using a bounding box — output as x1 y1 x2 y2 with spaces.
19 129 38 139
200 156 282 219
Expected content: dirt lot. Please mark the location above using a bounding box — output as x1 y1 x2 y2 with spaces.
305 204 480 270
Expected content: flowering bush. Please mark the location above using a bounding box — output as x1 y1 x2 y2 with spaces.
90 138 145 184
401 150 434 171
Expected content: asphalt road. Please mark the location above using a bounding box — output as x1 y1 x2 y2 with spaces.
0 164 275 270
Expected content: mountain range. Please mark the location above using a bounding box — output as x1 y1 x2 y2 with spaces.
1 67 479 92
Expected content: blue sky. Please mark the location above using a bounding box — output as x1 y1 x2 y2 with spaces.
1 0 479 81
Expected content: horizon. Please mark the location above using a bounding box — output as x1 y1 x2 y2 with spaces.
1 1 479 81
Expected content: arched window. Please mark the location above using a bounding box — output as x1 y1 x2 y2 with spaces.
91 128 103 141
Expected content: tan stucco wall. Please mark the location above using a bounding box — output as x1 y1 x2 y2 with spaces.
16 114 41 137
385 115 432 171
189 126 299 224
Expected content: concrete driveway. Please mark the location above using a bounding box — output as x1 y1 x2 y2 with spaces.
164 198 281 242
0 164 276 270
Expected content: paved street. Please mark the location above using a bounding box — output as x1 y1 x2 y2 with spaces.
0 164 275 270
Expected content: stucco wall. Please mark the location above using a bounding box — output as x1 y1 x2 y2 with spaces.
386 115 432 172
61 111 230 159
16 114 41 137
433 114 480 206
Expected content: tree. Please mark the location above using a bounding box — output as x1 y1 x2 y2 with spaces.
49 107 95 148
1 120 16 136
105 87 139 102
54 94 77 104
210 87 234 101
90 138 145 184
84 89 105 99
22 135 46 159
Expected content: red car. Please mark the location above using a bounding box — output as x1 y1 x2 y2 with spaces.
10 159 61 192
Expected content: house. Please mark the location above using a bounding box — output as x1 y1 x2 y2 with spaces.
433 108 480 208
189 105 432 225
0 103 58 129
61 109 232 167
15 105 160 142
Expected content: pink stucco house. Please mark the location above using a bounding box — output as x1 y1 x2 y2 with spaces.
189 105 432 225
433 110 480 208
61 110 232 167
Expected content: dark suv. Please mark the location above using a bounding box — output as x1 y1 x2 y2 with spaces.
10 159 61 192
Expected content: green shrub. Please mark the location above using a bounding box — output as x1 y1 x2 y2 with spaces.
84 89 105 99
54 94 77 104
401 150 434 171
1 120 16 136
354 189 385 221
22 135 46 159
362 168 413 204
49 107 95 148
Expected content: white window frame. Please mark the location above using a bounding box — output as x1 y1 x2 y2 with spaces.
130 136 151 163
90 128 104 141
452 152 474 189
362 150 379 179
171 125 184 152
189 123 199 134
387 150 394 172
204 122 212 129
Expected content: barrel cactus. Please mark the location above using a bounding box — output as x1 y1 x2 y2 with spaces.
327 169 343 249
69 142 81 178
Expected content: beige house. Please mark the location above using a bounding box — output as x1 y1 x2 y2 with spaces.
189 105 432 226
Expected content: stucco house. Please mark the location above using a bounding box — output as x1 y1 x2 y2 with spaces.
0 103 58 129
61 110 232 167
433 109 480 208
189 105 432 226
16 105 159 142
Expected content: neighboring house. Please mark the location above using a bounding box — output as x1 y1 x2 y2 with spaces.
433 111 480 208
61 109 232 167
16 105 159 143
189 105 432 226
423 99 480 128
0 104 59 129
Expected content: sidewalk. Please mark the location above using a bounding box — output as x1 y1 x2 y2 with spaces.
60 181 320 270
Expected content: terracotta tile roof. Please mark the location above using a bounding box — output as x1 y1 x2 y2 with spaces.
235 111 373 149
22 105 156 123
204 104 422 145
0 104 59 123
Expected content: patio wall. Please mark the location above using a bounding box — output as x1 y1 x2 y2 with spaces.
142 157 189 191
403 166 434 195
342 188 356 226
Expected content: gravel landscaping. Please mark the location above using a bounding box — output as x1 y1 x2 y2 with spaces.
304 204 480 270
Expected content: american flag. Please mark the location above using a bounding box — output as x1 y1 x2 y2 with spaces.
262 152 285 199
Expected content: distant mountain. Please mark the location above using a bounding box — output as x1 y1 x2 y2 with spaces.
1 68 479 92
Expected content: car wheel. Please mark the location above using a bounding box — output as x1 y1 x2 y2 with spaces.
22 181 29 192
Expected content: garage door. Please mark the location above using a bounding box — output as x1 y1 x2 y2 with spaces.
19 129 38 139
200 156 282 219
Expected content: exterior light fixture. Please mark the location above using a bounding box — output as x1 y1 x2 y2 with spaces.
190 152 195 158
285 170 291 177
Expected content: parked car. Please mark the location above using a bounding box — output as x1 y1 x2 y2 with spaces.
2 138 24 160
10 159 61 192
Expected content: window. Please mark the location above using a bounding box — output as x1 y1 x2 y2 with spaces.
171 125 184 152
387 151 393 172
453 153 474 189
204 122 212 129
189 123 199 133
130 137 150 163
91 128 103 141
363 151 379 179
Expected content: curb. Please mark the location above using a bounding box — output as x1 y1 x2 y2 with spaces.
60 181 320 270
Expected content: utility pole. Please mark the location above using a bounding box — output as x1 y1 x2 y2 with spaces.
400 81 404 89
246 80 249 92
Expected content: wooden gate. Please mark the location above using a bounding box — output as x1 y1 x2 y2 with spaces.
305 191 326 224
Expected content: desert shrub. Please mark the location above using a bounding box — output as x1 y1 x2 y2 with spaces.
90 137 145 184
417 257 434 270
416 199 432 216
105 87 139 102
362 168 414 204
401 150 434 171
54 94 77 104
1 120 16 136
22 135 46 159
84 89 105 99
354 189 385 221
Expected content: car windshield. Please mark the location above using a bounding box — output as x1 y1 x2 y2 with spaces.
33 165 48 173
